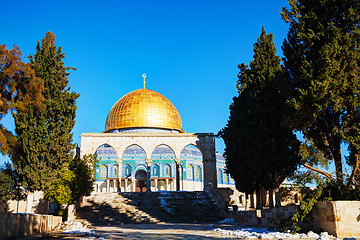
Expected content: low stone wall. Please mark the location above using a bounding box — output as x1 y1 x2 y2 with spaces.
313 201 360 238
231 205 297 228
0 191 49 215
231 201 360 238
0 213 62 239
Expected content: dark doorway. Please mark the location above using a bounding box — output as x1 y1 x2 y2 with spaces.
135 170 147 192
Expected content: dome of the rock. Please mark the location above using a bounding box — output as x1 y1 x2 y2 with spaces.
105 88 183 133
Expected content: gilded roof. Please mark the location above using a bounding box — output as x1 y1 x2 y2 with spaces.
105 88 183 132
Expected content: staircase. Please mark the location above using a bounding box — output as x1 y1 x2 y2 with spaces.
76 191 225 226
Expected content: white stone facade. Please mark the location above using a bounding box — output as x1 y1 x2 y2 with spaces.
80 132 217 192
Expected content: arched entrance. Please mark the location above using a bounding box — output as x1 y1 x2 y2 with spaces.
135 170 147 192
94 144 118 192
180 144 203 191
151 144 176 191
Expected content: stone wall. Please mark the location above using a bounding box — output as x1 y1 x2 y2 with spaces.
231 205 297 228
0 213 62 239
312 201 360 238
1 191 49 215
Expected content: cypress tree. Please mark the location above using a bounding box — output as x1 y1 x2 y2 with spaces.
12 32 79 192
219 28 301 196
281 0 360 184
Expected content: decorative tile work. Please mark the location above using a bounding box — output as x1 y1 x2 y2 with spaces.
95 143 234 185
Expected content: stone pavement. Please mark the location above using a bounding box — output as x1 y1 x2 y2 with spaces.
16 223 238 239
92 223 237 239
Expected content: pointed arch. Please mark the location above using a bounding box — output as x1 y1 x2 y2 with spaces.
151 144 175 161
188 164 194 180
180 144 203 161
100 165 108 179
195 166 201 180
218 169 223 184
164 164 171 177
94 144 118 161
124 164 132 178
122 144 147 160
152 164 160 177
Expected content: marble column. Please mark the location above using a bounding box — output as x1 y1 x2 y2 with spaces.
145 158 152 192
155 178 158 191
131 177 135 192
106 179 110 192
117 158 123 192
125 179 128 192
175 158 181 191
113 180 117 192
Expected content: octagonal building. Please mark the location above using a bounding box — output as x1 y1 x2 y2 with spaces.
80 77 234 192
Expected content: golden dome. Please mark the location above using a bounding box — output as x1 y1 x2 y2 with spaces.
105 88 183 132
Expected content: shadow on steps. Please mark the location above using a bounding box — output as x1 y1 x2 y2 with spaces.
76 191 225 226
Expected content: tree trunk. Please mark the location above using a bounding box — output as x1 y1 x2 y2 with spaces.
256 188 263 209
245 194 250 211
332 140 343 184
274 188 281 207
269 189 274 208
250 193 255 208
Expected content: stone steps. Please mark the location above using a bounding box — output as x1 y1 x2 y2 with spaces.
76 191 225 226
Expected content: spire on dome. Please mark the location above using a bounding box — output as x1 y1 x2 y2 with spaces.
142 74 146 89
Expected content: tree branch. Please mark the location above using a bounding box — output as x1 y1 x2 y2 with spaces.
302 163 336 181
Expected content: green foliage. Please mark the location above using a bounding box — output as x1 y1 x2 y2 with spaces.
45 166 74 205
219 27 301 195
12 32 79 192
0 162 25 201
289 139 329 187
45 155 96 205
291 185 328 233
323 181 360 200
271 181 360 233
0 165 15 201
0 45 44 156
269 184 328 233
281 0 360 183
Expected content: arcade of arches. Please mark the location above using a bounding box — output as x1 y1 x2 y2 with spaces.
79 82 235 193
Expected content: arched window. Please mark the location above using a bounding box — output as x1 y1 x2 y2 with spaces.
195 166 201 180
179 164 183 179
152 164 160 177
188 165 194 180
124 165 132 177
224 172 229 183
113 165 118 177
100 165 107 179
164 164 171 177
218 169 223 184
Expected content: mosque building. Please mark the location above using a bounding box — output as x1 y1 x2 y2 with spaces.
80 75 235 192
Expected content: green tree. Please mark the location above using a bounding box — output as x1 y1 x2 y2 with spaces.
281 0 360 184
0 162 26 213
12 32 79 192
219 28 301 198
0 45 44 156
45 155 97 205
289 139 331 187
0 163 16 201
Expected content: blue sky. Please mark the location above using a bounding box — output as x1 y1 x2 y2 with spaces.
0 0 290 165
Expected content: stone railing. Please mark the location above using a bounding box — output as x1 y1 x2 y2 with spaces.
204 182 228 215
0 213 62 239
